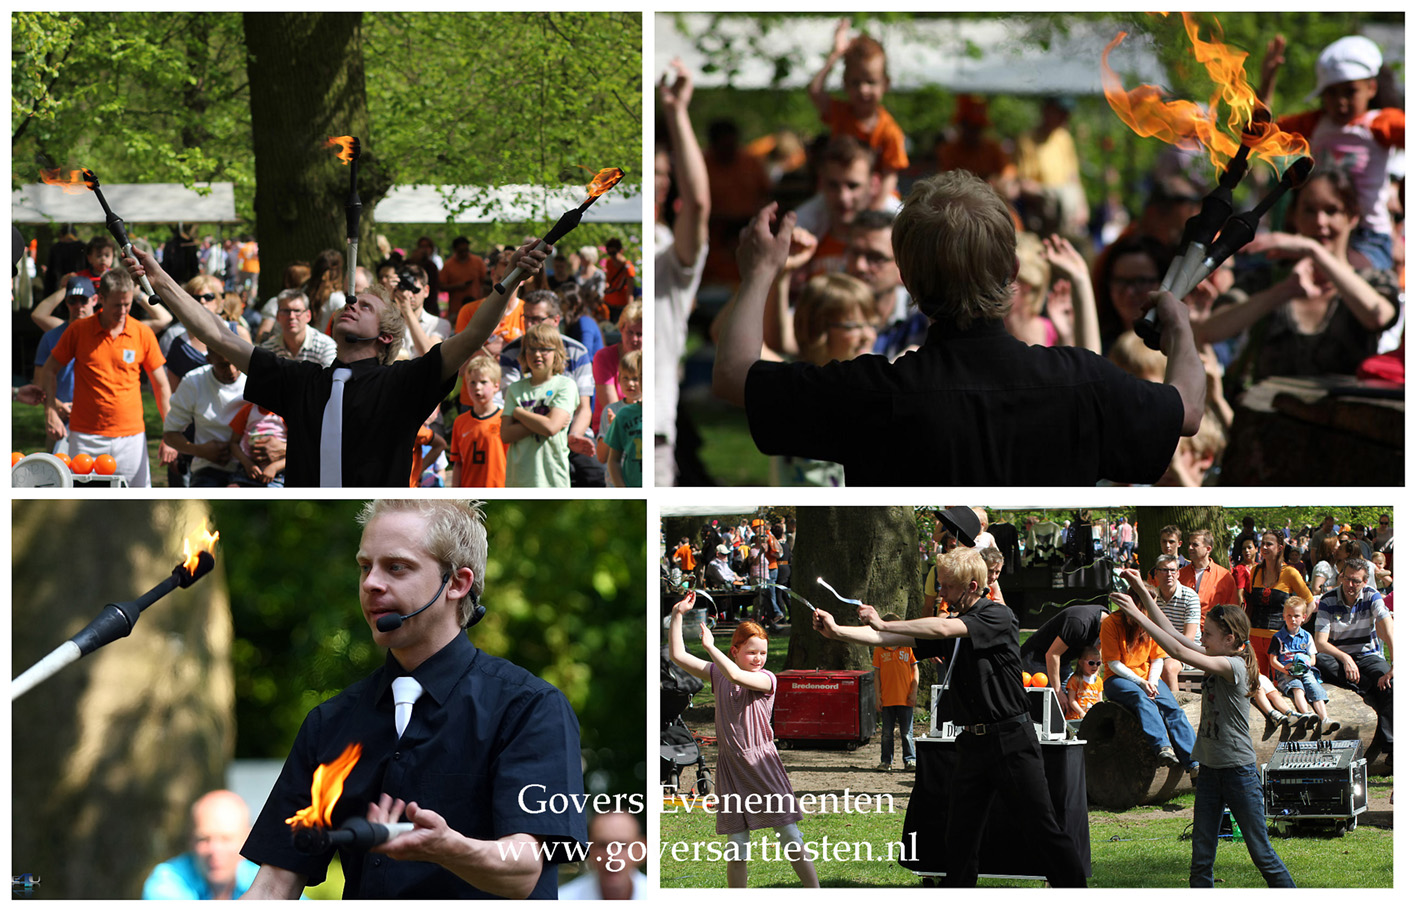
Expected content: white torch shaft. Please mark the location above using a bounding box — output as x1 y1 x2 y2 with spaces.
383 822 415 840
11 640 83 701
495 240 551 295
345 239 359 301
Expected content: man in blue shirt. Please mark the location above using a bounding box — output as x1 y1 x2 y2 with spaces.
143 790 259 899
240 500 587 899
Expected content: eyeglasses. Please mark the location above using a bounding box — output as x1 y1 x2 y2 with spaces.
1342 577 1367 587
525 313 559 324
194 293 218 303
277 307 307 317
1153 568 1179 576
1110 276 1159 292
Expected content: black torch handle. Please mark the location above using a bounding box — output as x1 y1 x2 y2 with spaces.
494 207 587 294
91 186 164 307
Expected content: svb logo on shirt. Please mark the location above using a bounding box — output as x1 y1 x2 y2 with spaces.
122 349 136 364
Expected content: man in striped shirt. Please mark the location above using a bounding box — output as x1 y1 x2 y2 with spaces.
1315 559 1393 763
1152 553 1201 694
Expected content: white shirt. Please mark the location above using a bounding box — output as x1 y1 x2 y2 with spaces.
161 364 247 474
654 222 707 440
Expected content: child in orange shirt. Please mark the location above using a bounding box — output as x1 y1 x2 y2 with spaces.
1064 646 1105 733
448 354 508 487
872 613 918 771
809 18 909 206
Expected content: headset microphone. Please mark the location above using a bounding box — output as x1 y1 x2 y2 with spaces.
377 571 452 632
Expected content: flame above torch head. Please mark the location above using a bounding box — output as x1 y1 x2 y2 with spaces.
326 136 361 165
286 742 362 831
582 167 625 202
182 524 220 576
39 167 95 195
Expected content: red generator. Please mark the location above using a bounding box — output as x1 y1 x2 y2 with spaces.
772 670 877 748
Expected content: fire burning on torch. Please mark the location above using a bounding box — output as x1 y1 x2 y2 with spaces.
286 742 416 853
494 165 626 295
326 136 363 304
1102 13 1314 346
11 522 221 700
39 167 93 194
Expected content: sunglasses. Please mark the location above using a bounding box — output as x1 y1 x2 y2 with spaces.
194 293 218 303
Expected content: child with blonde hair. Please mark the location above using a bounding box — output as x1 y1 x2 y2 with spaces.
501 324 575 487
667 595 819 888
448 354 507 487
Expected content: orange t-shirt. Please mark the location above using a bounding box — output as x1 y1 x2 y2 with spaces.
873 645 918 707
1099 612 1166 682
448 408 508 487
49 314 165 437
603 258 636 309
673 543 697 573
1179 562 1239 616
439 256 488 317
935 138 1013 181
823 98 909 172
455 295 524 342
409 425 435 487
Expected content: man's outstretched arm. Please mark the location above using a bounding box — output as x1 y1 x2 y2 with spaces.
126 249 253 372
1151 290 1204 436
239 864 306 900
712 204 796 406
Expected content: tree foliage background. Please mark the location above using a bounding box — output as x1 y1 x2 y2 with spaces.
210 499 646 802
669 12 1403 217
12 11 642 272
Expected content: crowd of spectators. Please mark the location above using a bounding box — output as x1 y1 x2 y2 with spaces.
18 225 642 488
661 23 1403 486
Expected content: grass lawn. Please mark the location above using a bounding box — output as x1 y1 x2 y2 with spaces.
660 775 1393 888
13 394 170 487
688 398 769 487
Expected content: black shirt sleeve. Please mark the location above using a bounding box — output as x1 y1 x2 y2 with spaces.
744 358 884 464
240 711 336 884
1096 363 1185 483
489 687 589 856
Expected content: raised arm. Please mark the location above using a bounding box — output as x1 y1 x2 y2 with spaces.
441 241 547 378
1042 234 1101 354
1150 290 1204 436
125 249 253 371
859 603 969 640
30 283 68 333
1114 571 1231 677
699 624 774 692
811 607 914 647
667 592 712 679
712 204 797 406
660 58 710 271
808 19 852 118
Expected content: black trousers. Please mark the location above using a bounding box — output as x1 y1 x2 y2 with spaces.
1316 652 1393 751
943 716 1088 887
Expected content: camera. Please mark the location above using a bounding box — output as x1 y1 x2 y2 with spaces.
395 268 422 293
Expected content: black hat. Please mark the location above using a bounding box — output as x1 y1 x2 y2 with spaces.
933 507 980 548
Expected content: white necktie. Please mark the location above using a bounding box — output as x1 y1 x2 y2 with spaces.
319 367 353 486
392 676 423 738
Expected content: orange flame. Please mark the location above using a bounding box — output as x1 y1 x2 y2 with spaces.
39 167 94 195
1101 14 1308 177
326 136 358 165
285 743 362 831
182 524 220 575
581 167 625 202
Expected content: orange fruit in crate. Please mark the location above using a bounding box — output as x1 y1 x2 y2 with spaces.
1022 671 1032 687
1031 672 1049 688
71 453 94 474
56 452 72 467
11 452 22 467
94 454 117 475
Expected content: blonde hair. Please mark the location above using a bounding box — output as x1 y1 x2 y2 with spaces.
1109 330 1167 381
1013 233 1049 317
356 500 488 626
519 323 567 376
618 348 642 377
937 546 988 593
893 171 1016 330
462 353 500 384
793 273 876 366
617 300 643 332
358 282 406 365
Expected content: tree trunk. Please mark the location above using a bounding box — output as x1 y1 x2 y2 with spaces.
243 13 384 304
1134 506 1233 569
787 506 922 671
11 501 235 899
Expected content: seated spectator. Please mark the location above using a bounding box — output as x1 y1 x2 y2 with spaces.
142 790 258 900
557 812 645 900
254 262 312 342
1314 559 1393 764
161 351 247 488
257 288 336 367
704 544 744 588
1193 168 1398 381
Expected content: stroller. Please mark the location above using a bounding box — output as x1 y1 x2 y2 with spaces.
660 644 713 799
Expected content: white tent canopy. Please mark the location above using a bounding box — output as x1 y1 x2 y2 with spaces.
373 184 642 224
656 14 1167 95
12 182 237 225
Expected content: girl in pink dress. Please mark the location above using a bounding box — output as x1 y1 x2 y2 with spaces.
668 593 819 887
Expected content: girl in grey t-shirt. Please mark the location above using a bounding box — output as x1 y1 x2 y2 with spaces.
1111 570 1295 887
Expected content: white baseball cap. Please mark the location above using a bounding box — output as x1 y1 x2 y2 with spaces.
1309 35 1383 99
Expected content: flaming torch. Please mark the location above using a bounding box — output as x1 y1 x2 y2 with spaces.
495 167 626 294
326 136 363 305
1103 14 1312 349
41 167 163 307
287 742 414 853
11 525 220 701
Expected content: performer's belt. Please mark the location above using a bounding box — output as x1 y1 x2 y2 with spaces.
958 712 1032 736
